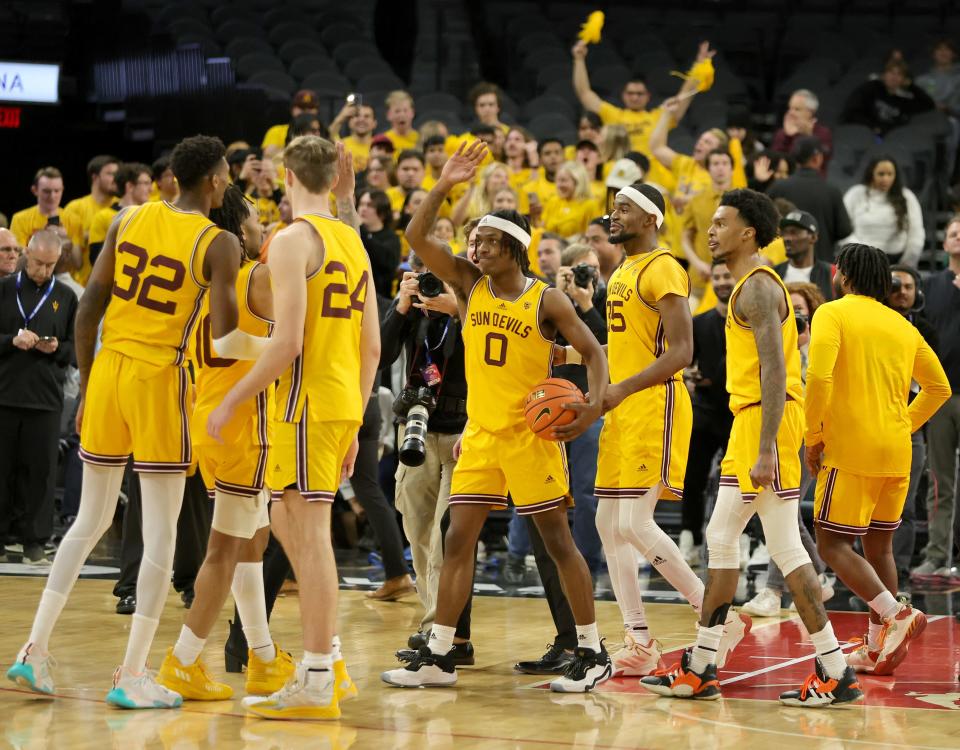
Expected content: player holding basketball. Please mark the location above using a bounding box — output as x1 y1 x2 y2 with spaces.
207 137 379 720
381 141 612 692
564 182 748 677
806 243 948 675
154 185 294 702
642 189 863 707
7 136 241 708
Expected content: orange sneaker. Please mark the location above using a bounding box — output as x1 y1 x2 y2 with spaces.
845 635 879 674
639 649 720 700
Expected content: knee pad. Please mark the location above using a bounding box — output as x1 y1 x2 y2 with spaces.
212 490 268 540
705 515 740 570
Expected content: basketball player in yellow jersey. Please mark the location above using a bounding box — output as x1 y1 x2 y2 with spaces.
381 141 612 693
805 244 949 676
7 135 243 709
207 137 380 721
643 189 863 708
575 182 743 679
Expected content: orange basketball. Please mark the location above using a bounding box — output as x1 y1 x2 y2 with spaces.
524 378 585 440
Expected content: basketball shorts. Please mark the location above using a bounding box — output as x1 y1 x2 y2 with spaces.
270 396 359 502
595 380 691 501
80 349 192 473
449 420 571 515
720 399 803 502
814 468 909 535
193 390 273 498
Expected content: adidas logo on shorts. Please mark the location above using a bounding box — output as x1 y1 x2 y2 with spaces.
545 475 555 483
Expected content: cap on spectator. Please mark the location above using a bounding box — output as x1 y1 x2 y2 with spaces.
576 139 600 152
780 210 818 234
791 135 822 164
370 134 395 152
606 158 644 189
293 89 319 109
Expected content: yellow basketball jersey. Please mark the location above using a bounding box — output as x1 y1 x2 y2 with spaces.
725 265 804 414
606 250 690 385
463 277 552 433
193 261 274 442
276 214 369 425
100 201 220 367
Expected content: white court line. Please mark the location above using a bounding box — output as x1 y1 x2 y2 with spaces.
719 615 945 686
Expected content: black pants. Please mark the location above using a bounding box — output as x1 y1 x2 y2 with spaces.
526 515 578 649
353 398 407 580
0 406 60 544
681 418 731 546
114 470 212 598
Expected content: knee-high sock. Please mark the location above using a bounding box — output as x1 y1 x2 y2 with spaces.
124 473 184 673
232 561 275 661
596 498 647 631
619 487 705 612
28 464 125 651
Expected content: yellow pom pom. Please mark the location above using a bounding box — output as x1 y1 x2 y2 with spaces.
669 58 716 94
578 11 605 45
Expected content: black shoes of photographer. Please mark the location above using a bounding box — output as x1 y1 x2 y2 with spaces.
503 554 527 586
397 641 475 666
116 595 136 615
515 643 575 675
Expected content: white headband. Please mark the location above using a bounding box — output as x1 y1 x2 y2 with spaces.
477 214 532 249
616 186 664 228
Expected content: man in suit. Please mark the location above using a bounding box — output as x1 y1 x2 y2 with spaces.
774 210 835 302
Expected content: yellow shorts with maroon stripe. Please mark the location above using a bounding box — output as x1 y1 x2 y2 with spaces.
814 467 909 535
595 380 691 501
270 398 359 502
80 349 192 473
192 390 272 498
450 421 571 515
720 399 803 501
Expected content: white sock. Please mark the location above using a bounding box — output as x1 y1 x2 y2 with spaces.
690 623 723 673
172 624 205 666
810 622 846 679
231 562 275 662
28 590 67 652
867 621 883 651
331 634 343 662
428 624 456 655
627 623 651 644
575 623 601 653
868 591 900 621
303 650 333 670
124 614 160 673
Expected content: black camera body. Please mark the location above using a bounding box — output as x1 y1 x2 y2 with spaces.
393 386 437 467
417 271 443 299
571 262 598 289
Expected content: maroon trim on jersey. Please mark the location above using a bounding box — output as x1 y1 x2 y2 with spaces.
302 491 335 502
283 354 304 422
448 493 508 507
594 486 652 498
214 478 262 497
253 389 269 491
175 289 206 367
817 518 869 536
178 367 191 466
660 378 675 490
296 403 308 490
869 518 902 531
132 460 190 473
515 495 568 515
78 448 130 466
818 467 838 523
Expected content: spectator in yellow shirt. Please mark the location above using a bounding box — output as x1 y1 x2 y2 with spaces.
260 89 319 158
564 112 603 160
62 154 119 281
88 162 152 264
469 82 510 134
575 140 607 205
541 161 598 239
504 127 538 191
421 135 448 191
682 149 735 303
149 155 178 203
384 90 419 152
386 149 426 216
10 167 83 276
330 101 377 172
432 216 462 256
452 161 510 226
522 138 565 221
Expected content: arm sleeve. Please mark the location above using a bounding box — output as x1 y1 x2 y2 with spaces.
908 336 952 433
901 189 925 267
803 305 841 444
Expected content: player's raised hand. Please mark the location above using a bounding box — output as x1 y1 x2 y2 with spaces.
440 141 487 186
551 400 601 442
332 141 355 201
696 41 716 63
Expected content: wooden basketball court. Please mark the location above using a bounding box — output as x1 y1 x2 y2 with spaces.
1 576 958 749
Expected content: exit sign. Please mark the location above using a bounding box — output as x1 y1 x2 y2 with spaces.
0 107 20 127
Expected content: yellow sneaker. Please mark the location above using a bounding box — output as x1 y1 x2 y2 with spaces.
243 663 340 721
334 657 358 702
157 649 232 701
245 644 295 696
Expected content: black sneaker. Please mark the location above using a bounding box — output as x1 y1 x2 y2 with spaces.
640 648 721 699
397 641 474 666
181 589 195 609
382 647 458 687
407 631 428 650
549 644 613 692
116 595 136 615
502 554 526 585
779 658 864 708
515 643 575 675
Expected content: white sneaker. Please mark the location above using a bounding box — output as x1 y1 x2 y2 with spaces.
611 632 662 677
716 611 752 668
6 643 56 695
106 666 183 709
244 662 340 720
742 588 782 617
381 647 457 688
678 530 701 567
747 542 770 569
549 646 613 692
788 573 835 611
739 534 751 571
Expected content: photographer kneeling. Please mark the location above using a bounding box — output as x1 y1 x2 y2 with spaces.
382 251 475 663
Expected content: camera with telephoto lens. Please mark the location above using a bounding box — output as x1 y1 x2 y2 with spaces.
392 386 437 467
571 262 599 289
417 271 443 299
